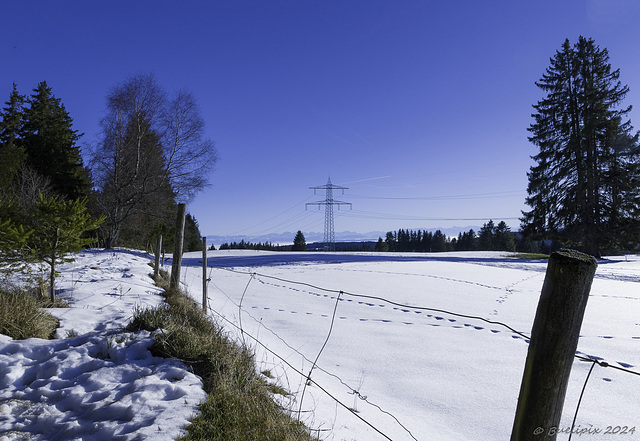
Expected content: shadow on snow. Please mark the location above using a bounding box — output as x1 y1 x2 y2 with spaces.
176 251 538 269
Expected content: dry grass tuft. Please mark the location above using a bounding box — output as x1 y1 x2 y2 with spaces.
0 282 65 340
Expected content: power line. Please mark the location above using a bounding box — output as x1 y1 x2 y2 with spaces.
226 195 315 237
344 189 525 201
338 209 520 222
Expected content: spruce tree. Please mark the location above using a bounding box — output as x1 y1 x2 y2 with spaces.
0 84 26 190
495 221 516 251
522 37 640 257
20 82 90 200
431 230 448 252
29 194 103 301
374 237 389 252
385 231 396 252
292 230 306 251
183 213 204 252
478 220 496 251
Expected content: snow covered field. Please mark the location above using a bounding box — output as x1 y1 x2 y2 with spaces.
178 250 640 440
1 249 639 440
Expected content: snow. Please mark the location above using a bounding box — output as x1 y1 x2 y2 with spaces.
179 250 640 440
2 248 639 440
0 249 207 441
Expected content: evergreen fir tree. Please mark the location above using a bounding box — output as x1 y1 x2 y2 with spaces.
292 230 306 251
20 82 90 200
0 84 26 190
422 230 433 252
431 230 448 252
522 37 640 256
495 221 516 251
28 194 103 301
183 213 203 252
385 231 396 252
97 116 174 248
374 237 389 252
478 220 496 251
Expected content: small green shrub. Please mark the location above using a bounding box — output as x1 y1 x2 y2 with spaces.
0 283 63 340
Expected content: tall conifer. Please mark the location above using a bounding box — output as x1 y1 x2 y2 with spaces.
522 37 640 256
20 82 90 200
0 84 26 189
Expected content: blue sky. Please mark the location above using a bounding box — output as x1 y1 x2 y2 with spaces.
2 1 640 240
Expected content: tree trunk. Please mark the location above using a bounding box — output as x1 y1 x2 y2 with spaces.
49 251 56 303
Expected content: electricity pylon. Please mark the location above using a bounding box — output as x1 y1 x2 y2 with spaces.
307 177 352 251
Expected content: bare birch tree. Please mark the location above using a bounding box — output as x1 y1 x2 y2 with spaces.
162 90 217 202
92 73 217 247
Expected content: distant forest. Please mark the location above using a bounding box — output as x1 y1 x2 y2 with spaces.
378 220 550 253
217 240 288 251
216 220 556 254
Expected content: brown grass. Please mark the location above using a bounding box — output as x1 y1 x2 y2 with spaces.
126 270 316 441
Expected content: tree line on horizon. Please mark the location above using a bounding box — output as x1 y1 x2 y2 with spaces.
375 220 550 253
213 224 550 254
217 231 308 252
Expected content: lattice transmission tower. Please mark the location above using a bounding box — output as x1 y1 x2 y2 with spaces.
307 177 352 251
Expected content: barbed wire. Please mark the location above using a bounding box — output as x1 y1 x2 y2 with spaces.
569 359 598 441
203 262 640 441
298 290 342 421
237 272 255 348
208 276 419 440
205 301 395 440
214 266 530 337
212 265 640 377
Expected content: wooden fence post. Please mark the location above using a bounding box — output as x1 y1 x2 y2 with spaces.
170 203 186 290
154 234 162 279
510 249 597 441
202 236 207 311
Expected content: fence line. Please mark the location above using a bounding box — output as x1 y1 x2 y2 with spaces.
298 290 342 422
212 265 640 377
209 274 421 437
204 263 640 440
208 276 420 439
568 359 598 441
205 300 395 440
208 274 420 440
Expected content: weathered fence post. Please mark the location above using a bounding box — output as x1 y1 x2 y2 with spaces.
154 234 162 279
170 203 186 290
202 236 207 311
510 249 597 441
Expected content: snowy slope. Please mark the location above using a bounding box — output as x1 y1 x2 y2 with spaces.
0 249 207 441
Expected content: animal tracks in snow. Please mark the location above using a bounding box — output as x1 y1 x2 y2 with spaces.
252 278 527 340
248 275 639 375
